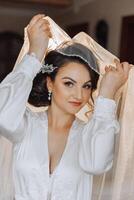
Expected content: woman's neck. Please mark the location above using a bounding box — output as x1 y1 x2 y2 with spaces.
47 104 75 129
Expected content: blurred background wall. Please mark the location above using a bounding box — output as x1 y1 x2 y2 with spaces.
0 0 134 80
58 0 134 56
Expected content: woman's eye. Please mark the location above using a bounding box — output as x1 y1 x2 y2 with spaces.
64 81 74 88
83 84 92 89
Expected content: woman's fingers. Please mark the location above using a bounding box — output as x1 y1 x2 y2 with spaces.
105 66 109 72
114 59 126 73
107 59 131 76
35 18 50 29
28 15 52 38
29 14 45 26
29 18 50 32
41 28 52 38
114 60 123 73
29 14 45 27
116 61 131 80
39 21 50 30
43 29 52 38
114 59 131 74
100 59 131 99
122 62 131 74
39 24 52 38
105 65 117 73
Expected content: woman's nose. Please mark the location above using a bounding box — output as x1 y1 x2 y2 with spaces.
74 87 83 100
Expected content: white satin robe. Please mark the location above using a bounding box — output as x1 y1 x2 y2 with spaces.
0 54 119 200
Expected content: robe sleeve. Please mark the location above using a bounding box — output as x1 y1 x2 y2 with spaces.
0 54 42 143
79 96 120 175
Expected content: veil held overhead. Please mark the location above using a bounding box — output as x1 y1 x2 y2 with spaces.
14 16 119 77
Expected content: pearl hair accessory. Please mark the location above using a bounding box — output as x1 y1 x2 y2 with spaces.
40 63 58 74
28 52 57 74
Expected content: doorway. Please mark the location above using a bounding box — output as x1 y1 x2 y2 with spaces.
120 15 134 64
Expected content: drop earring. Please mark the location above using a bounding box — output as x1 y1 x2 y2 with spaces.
48 91 52 101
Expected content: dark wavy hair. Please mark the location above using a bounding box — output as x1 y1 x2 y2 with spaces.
28 50 100 107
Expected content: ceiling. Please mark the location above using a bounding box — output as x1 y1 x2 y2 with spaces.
0 0 72 7
0 0 93 19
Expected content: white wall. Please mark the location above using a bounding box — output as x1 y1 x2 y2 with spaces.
58 0 134 57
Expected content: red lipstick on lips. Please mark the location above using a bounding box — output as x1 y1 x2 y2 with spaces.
69 101 82 106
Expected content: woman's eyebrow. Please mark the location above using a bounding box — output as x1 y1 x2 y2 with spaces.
62 77 91 84
84 80 92 84
62 77 77 83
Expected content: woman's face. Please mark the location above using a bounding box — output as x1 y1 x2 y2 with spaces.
47 62 92 115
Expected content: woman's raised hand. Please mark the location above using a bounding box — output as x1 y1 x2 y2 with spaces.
27 14 52 61
99 60 132 99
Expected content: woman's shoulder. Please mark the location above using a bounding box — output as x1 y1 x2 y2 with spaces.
25 104 48 122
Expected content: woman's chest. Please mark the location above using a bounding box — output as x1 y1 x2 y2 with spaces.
13 121 83 180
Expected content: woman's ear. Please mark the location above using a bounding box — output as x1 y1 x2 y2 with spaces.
46 76 53 91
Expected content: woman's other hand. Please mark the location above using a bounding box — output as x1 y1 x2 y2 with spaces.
27 14 52 61
99 60 132 99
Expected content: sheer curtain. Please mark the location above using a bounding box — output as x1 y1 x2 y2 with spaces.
92 67 134 200
0 16 134 200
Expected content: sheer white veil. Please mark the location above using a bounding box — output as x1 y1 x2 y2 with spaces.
0 16 134 200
